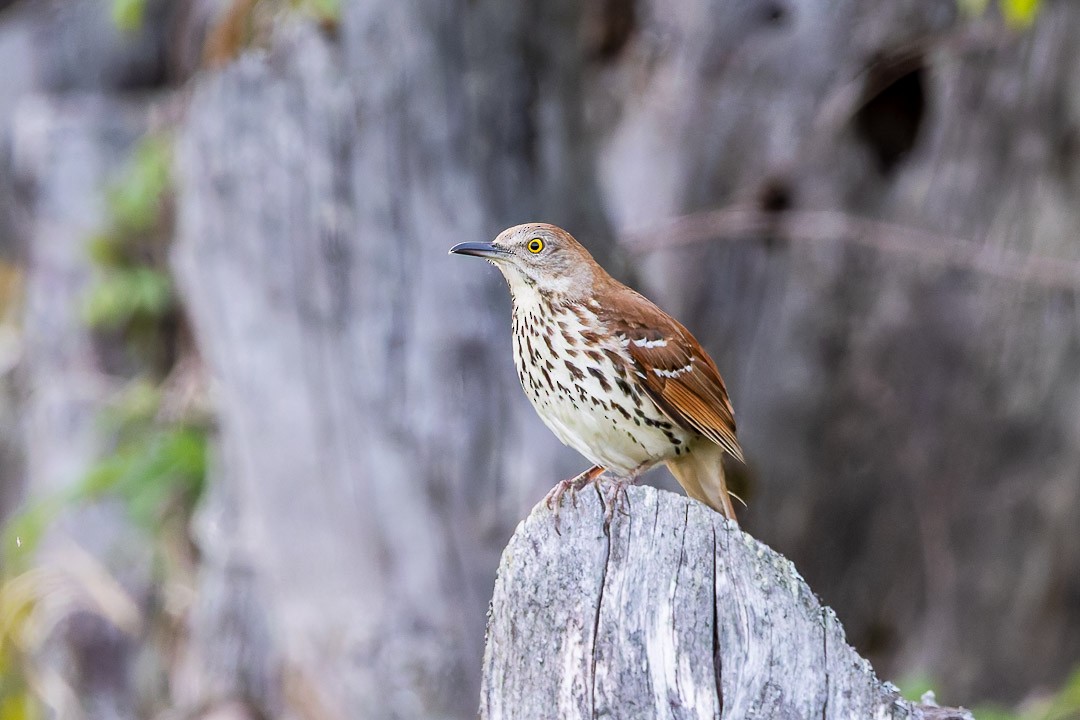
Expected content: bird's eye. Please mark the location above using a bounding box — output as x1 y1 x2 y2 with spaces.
527 238 544 254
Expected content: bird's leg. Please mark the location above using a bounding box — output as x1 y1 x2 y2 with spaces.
544 465 606 533
545 465 606 510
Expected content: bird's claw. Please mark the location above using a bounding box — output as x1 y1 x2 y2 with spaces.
544 467 605 534
601 477 633 530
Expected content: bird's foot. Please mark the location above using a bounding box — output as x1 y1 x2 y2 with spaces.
544 465 605 534
600 476 635 530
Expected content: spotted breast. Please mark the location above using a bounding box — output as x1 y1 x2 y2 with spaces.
510 283 695 476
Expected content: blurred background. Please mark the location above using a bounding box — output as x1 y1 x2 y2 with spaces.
1 0 1079 718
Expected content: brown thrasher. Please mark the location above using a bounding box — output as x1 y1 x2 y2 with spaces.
450 223 744 525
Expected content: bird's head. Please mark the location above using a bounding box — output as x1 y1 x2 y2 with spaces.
449 223 599 301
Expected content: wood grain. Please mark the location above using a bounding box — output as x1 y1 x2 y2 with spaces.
482 485 973 720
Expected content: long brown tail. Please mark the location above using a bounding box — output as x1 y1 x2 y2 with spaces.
665 442 739 525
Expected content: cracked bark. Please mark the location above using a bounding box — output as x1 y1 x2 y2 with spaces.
480 485 974 720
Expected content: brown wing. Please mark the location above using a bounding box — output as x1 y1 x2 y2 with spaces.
598 288 744 462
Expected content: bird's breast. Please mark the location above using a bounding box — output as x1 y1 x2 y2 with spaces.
509 296 693 474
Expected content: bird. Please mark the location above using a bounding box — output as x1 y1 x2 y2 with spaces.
450 223 745 526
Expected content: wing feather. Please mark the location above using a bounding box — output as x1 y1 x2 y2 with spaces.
597 287 744 461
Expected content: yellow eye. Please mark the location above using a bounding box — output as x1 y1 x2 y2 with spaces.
527 238 544 254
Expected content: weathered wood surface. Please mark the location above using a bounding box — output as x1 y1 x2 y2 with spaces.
482 485 972 720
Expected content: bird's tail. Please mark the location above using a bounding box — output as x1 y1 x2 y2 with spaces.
665 442 739 525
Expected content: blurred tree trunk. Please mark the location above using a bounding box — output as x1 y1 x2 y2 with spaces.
3 3 196 717
590 0 1080 702
173 6 616 715
12 94 155 720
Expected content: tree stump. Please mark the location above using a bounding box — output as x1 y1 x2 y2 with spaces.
481 485 973 720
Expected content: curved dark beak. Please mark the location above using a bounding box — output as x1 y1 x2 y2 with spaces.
449 241 509 259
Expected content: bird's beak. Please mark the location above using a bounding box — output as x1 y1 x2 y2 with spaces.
449 241 510 260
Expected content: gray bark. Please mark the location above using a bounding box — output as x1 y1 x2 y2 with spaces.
173 11 611 716
29 0 172 91
586 0 1080 702
482 485 972 720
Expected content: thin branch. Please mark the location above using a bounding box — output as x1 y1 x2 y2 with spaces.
619 207 1080 293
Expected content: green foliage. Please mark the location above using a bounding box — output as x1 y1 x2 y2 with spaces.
0 692 41 720
899 668 1080 720
957 0 1042 27
79 382 208 529
290 0 342 24
0 508 56 720
79 424 207 527
83 266 172 330
83 136 174 335
1 501 60 575
0 566 43 720
78 130 203 531
1050 670 1080 719
897 672 937 704
1000 0 1042 27
1 130 200 720
974 667 1080 720
111 0 147 32
3 382 208 566
956 0 991 15
107 138 172 235
0 381 208 720
976 709 1022 720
